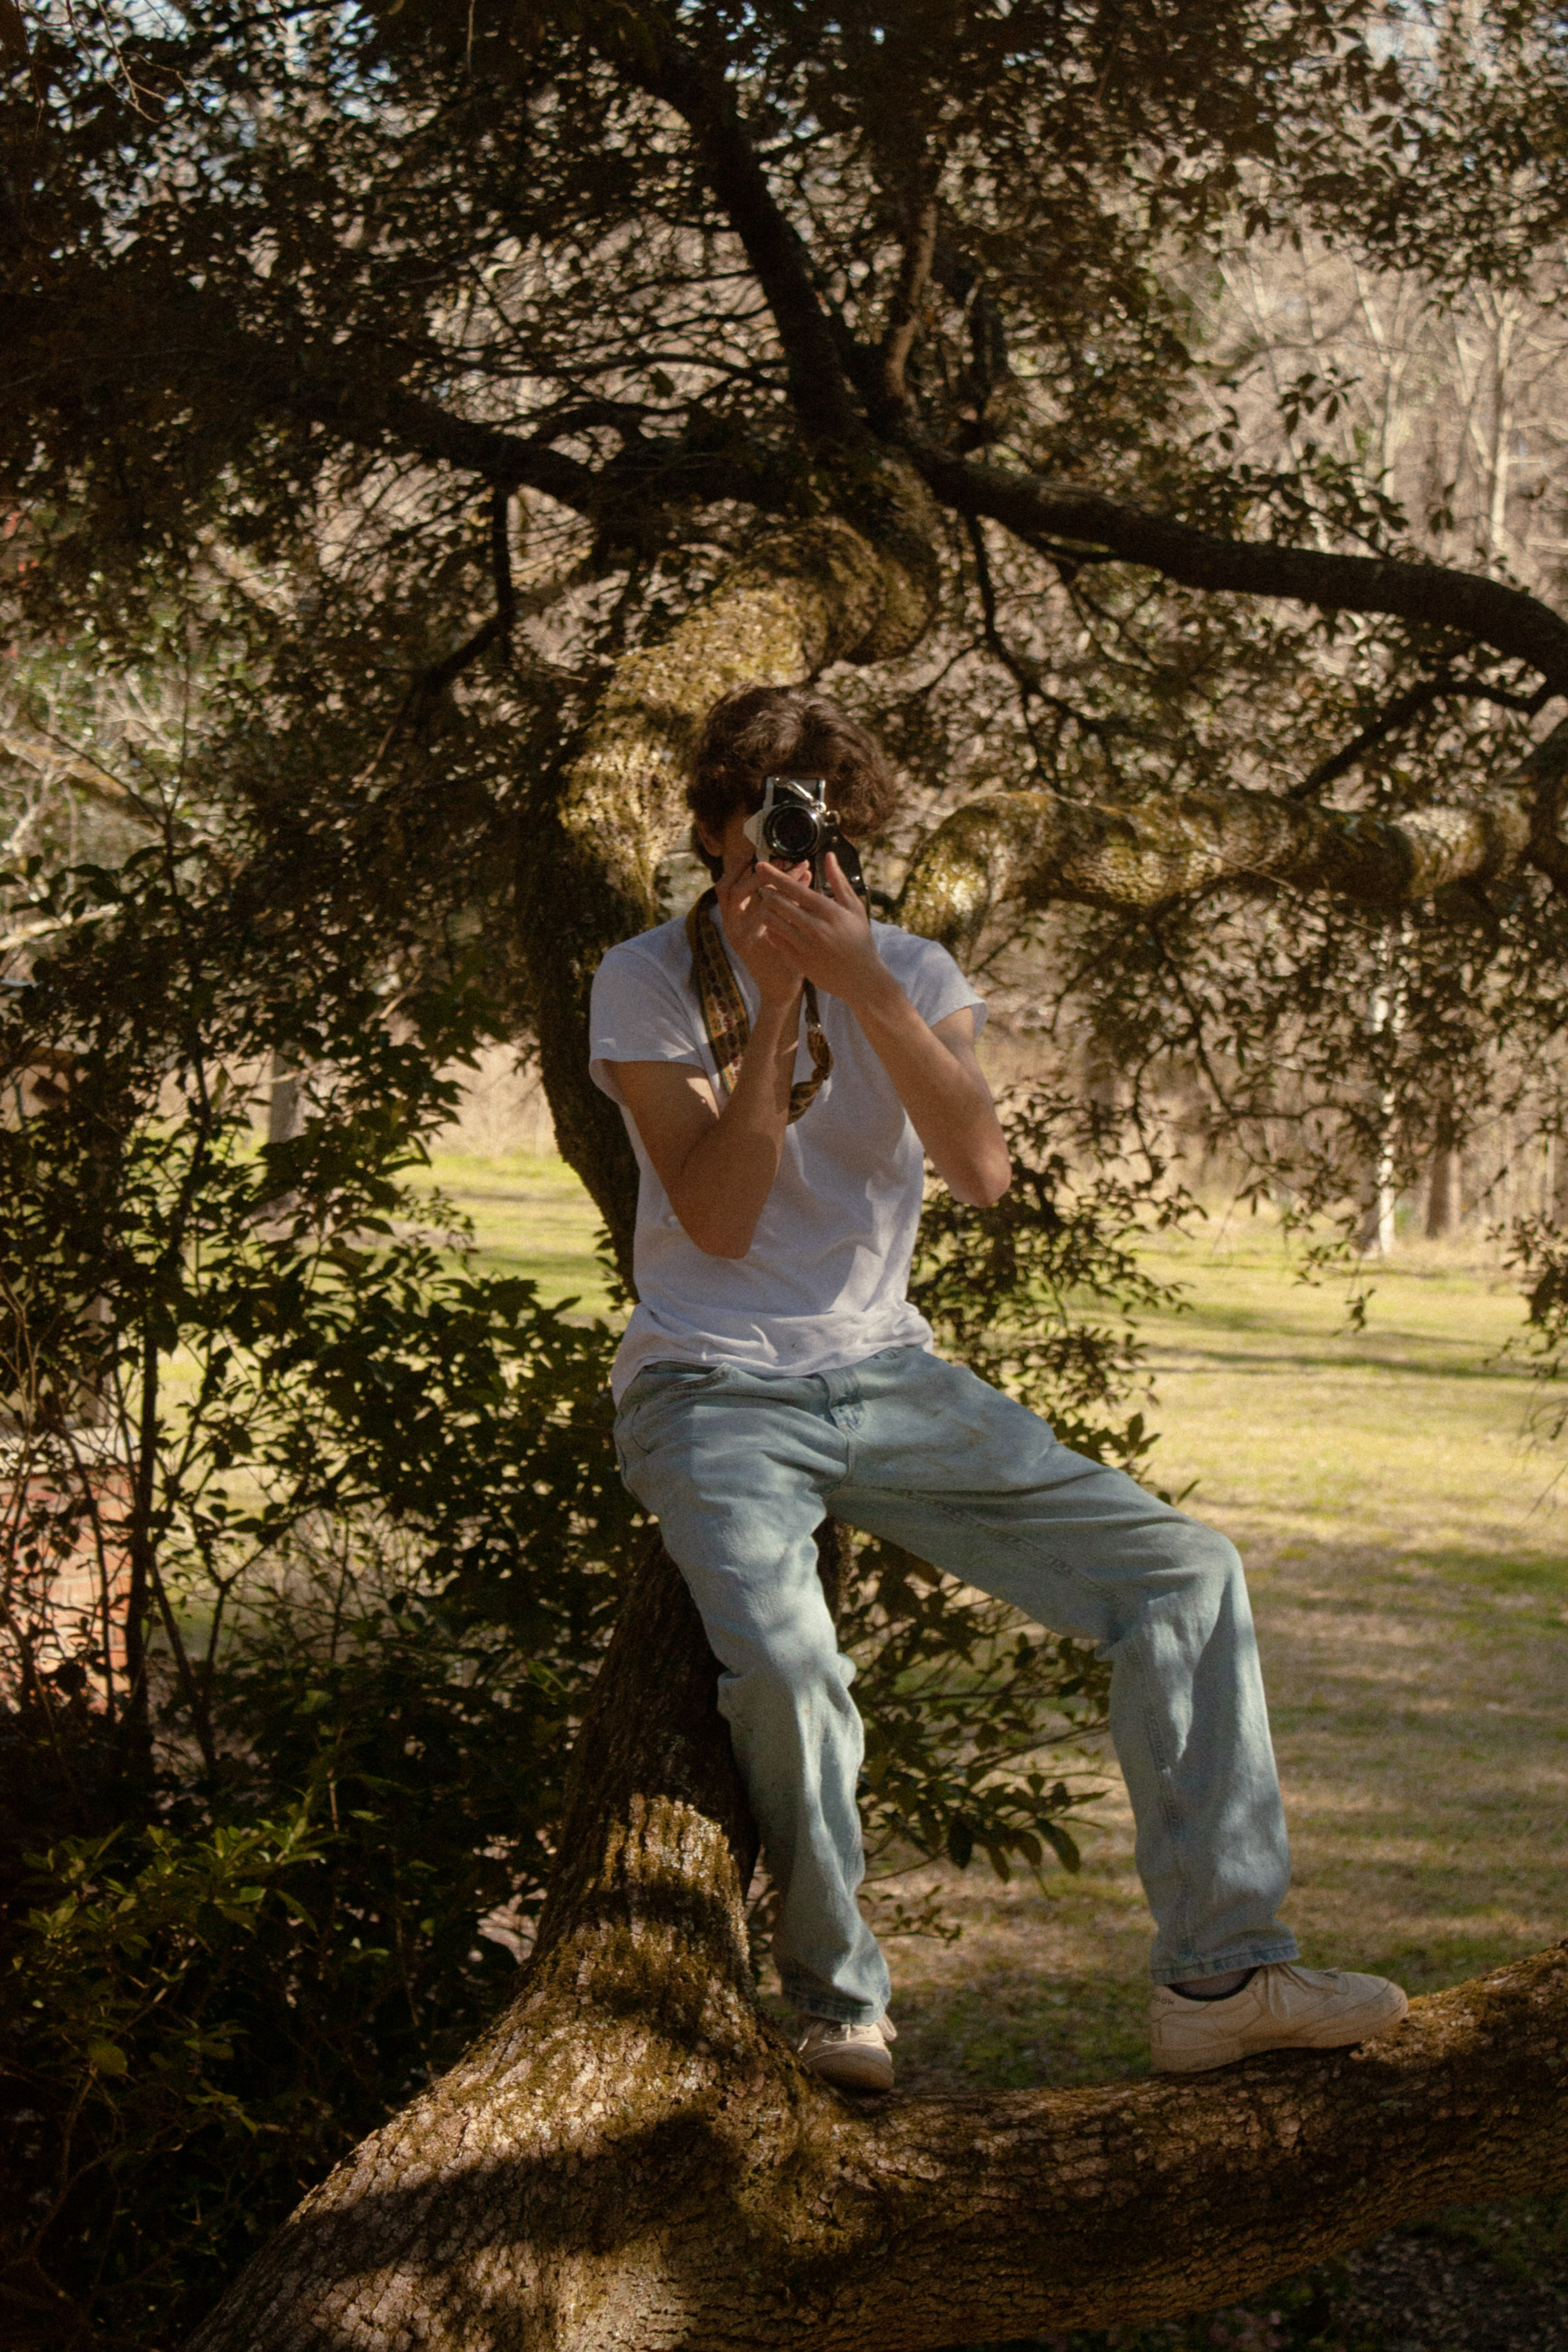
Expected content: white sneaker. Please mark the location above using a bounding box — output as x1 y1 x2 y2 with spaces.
794 2012 897 2092
1151 1962 1409 2074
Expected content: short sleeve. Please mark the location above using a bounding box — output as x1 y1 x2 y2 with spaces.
589 939 708 1102
879 928 988 1037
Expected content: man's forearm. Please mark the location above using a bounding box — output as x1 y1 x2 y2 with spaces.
849 971 1012 1207
668 995 801 1256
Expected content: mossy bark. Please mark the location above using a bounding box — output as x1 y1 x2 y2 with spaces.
897 782 1535 959
897 719 1568 960
186 1530 1568 2352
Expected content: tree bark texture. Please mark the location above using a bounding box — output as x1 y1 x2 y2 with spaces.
186 1535 1568 2352
522 503 938 1274
897 777 1546 960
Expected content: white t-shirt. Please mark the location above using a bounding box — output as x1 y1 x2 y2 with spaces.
589 905 986 1400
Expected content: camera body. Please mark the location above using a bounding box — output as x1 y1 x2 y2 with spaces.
741 774 867 900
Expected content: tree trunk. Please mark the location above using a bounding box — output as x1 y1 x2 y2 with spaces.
268 1052 302 1147
1427 1097 1462 1239
186 1529 1568 2352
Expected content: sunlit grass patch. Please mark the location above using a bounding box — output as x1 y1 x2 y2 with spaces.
412 1150 619 1319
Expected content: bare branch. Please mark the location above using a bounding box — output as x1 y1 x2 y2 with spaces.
880 189 939 414
598 17 863 449
0 728 165 831
1292 672 1553 799
1291 674 1458 799
0 905 117 957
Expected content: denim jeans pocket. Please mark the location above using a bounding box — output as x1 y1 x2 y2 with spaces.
615 1362 727 1459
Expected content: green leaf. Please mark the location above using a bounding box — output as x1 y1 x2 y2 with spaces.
1042 1821 1082 1875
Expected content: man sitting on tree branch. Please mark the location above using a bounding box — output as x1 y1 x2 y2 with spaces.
590 685 1408 2093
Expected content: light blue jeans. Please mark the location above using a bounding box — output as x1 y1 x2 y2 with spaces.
614 1344 1298 2023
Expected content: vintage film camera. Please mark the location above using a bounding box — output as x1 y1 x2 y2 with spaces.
741 774 868 901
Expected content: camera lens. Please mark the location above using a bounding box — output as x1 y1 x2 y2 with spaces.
765 803 819 861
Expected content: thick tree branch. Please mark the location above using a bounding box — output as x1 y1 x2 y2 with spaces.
279 370 790 523
186 1530 1568 2352
894 747 1568 958
1 285 793 526
909 443 1568 687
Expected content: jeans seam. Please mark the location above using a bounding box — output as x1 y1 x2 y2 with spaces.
829 1479 1194 1952
1122 1613 1186 1952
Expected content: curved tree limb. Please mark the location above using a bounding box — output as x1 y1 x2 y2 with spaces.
185 1533 1568 2352
897 721 1568 958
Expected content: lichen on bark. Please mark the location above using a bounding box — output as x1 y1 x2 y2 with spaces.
896 780 1537 960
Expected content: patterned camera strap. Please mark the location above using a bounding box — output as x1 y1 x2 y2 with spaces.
685 888 832 1122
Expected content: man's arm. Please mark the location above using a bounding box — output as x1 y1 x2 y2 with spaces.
862 997 1011 1207
609 1011 798 1260
608 837 812 1259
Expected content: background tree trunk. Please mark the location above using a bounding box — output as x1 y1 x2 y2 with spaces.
1426 1098 1462 1238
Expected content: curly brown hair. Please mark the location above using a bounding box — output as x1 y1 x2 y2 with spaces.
686 685 903 876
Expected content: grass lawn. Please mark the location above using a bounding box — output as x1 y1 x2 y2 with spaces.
420 1151 620 1317
423 1152 1568 2100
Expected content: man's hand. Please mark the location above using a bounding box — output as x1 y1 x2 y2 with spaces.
714 840 809 1009
758 853 1011 1209
608 841 806 1258
752 852 890 1011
